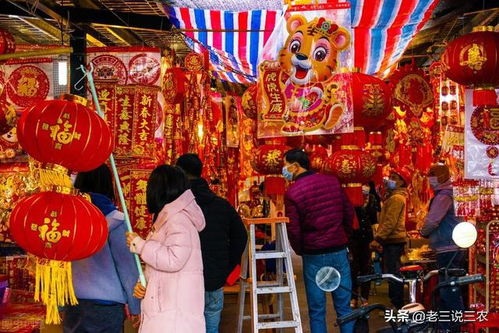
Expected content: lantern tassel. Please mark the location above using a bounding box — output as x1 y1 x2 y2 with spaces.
34 258 78 324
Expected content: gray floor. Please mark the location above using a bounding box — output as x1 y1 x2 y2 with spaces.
220 254 389 333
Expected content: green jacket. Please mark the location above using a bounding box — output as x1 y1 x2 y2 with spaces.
375 188 408 244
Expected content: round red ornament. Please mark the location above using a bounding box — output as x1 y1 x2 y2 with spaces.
129 53 161 85
442 26 499 105
7 65 49 107
162 67 186 104
0 29 15 55
251 144 291 175
470 105 499 146
333 72 391 131
17 98 114 171
9 191 108 261
487 146 498 159
91 55 128 84
241 85 257 119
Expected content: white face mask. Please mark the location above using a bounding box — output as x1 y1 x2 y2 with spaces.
362 187 370 195
428 176 440 189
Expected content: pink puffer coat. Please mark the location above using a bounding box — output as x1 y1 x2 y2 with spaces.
131 190 206 333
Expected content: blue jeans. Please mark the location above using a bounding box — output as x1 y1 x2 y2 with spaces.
303 249 354 333
205 287 224 333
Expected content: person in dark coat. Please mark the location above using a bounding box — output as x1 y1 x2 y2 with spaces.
176 154 247 333
283 149 354 333
349 182 381 308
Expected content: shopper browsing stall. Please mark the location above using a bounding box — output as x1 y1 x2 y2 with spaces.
283 149 354 333
65 164 141 333
370 168 410 310
176 153 247 333
127 165 206 333
420 164 465 331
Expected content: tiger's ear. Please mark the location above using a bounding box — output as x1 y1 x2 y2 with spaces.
331 28 350 51
286 15 307 33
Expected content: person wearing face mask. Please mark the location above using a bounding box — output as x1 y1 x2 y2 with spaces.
420 164 464 331
349 182 381 309
283 149 354 333
370 168 410 310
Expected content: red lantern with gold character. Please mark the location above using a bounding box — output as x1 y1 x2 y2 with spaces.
442 26 499 106
162 67 186 104
334 72 391 131
324 147 376 206
242 85 257 119
0 29 15 55
251 144 290 174
9 190 108 324
17 98 113 171
307 145 329 172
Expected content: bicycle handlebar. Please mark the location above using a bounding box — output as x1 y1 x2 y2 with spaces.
337 303 388 325
357 273 403 284
440 274 485 287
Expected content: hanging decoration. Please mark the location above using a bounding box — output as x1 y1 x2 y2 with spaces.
0 29 15 55
0 100 16 135
251 143 290 175
241 85 258 119
5 62 53 108
224 95 241 148
333 71 391 132
162 67 186 104
257 3 354 138
16 99 114 172
441 26 499 106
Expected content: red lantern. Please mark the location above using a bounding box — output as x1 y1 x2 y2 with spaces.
305 134 335 146
442 26 499 106
307 145 329 172
251 144 291 174
0 101 16 135
0 30 15 55
241 85 257 119
333 72 391 132
162 68 185 104
17 99 113 171
9 191 108 261
286 135 305 148
324 147 376 206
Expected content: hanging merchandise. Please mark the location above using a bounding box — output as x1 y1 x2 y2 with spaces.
453 179 480 217
465 90 499 179
441 26 499 106
224 95 241 148
0 29 15 55
257 2 354 138
162 67 186 104
251 143 291 175
0 100 16 135
241 85 258 119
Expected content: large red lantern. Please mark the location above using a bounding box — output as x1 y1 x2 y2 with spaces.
442 26 499 106
0 30 15 55
17 98 113 171
251 144 291 174
10 191 108 261
162 67 186 104
324 147 376 206
241 84 257 119
334 72 391 131
307 145 329 172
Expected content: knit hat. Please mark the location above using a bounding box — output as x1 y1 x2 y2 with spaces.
429 164 450 184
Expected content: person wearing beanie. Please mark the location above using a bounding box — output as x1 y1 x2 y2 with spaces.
370 170 409 309
420 164 465 332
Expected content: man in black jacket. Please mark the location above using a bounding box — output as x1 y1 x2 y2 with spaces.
176 154 247 333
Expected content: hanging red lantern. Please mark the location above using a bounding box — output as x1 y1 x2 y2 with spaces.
305 134 335 146
251 144 291 175
324 147 376 206
333 71 391 132
286 135 305 148
162 67 186 104
0 101 16 135
442 26 499 106
17 98 113 171
306 145 329 172
9 191 108 261
0 30 15 55
241 85 257 119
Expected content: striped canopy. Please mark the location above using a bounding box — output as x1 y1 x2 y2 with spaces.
166 0 439 84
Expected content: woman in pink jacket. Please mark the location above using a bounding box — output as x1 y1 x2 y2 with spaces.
126 165 206 332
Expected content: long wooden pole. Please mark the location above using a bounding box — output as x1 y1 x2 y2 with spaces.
82 64 147 287
0 47 73 61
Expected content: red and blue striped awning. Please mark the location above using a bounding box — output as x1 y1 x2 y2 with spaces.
166 0 439 84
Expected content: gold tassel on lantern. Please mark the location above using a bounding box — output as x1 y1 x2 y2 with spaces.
34 259 77 324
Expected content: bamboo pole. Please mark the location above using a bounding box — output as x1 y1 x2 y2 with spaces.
0 47 73 61
82 64 147 287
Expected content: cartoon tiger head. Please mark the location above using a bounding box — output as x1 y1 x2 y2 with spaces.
279 15 350 85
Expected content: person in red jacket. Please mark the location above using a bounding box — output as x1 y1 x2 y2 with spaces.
283 148 354 333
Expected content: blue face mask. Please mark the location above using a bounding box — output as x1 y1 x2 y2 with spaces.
282 165 294 181
386 179 397 190
428 176 440 189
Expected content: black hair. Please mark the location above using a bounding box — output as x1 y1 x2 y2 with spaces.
146 165 189 222
284 148 310 170
176 153 203 178
74 164 115 200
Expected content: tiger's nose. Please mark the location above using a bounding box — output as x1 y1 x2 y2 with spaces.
296 53 308 61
